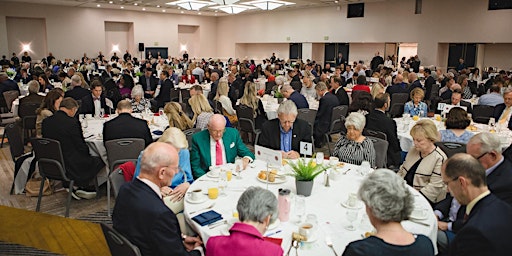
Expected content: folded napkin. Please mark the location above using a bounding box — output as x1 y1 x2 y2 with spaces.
192 210 223 226
263 237 283 246
152 130 163 135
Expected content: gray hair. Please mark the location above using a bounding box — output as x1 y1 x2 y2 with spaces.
71 75 81 87
131 85 144 98
467 132 501 155
315 81 327 91
345 112 366 131
237 187 278 224
281 84 293 93
277 100 298 116
275 75 286 86
503 87 512 95
358 169 414 222
27 80 40 94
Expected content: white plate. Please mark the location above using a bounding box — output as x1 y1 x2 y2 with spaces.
256 175 287 184
186 195 208 204
340 200 363 209
267 218 280 230
409 208 428 220
302 234 318 243
206 172 220 178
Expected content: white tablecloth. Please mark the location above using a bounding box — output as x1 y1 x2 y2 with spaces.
184 160 438 255
394 117 512 152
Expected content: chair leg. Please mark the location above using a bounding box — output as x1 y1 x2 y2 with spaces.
65 180 74 217
325 134 332 156
0 132 5 148
36 177 45 212
107 175 111 217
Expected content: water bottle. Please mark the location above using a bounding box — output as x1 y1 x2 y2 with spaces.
278 188 291 222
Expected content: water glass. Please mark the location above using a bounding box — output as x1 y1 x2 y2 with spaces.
99 108 105 118
234 158 243 179
218 170 228 197
294 195 306 224
316 152 324 165
345 209 358 231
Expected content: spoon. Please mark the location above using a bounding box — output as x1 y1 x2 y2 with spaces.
293 239 300 256
285 240 295 256
189 202 216 215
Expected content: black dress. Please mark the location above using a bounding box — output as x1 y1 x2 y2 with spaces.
342 235 434 256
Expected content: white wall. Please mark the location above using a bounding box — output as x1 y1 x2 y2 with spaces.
348 43 385 65
234 43 288 62
483 44 512 70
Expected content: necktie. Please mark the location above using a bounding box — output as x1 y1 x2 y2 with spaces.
463 213 469 223
215 140 222 165
499 107 510 124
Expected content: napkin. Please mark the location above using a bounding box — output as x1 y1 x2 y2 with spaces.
263 237 283 246
152 130 163 135
192 210 223 226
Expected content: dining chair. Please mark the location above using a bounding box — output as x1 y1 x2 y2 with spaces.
18 102 39 144
434 142 466 158
368 136 389 168
31 138 75 217
363 128 387 141
180 89 191 103
290 81 302 92
183 128 201 150
324 106 347 155
100 223 142 256
105 138 145 216
0 91 19 147
170 88 180 102
472 105 495 124
236 104 261 145
5 123 26 194
110 167 128 199
388 103 405 118
265 81 276 94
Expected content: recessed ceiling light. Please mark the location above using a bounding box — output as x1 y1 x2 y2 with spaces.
157 5 160 7
180 10 184 13
142 7 146 10
198 12 201 14
334 0 338 3
162 9 166 12
109 1 113 3
134 3 138 5
97 4 101 7
120 6 124 8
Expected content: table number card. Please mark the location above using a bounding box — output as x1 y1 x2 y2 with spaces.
255 145 282 167
300 141 313 157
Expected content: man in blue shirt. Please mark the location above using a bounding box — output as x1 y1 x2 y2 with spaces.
281 84 309 109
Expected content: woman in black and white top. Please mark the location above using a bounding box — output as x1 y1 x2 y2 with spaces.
332 112 376 166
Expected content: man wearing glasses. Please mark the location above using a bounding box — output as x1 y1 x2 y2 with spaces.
258 100 312 159
435 133 512 254
441 153 512 256
190 114 254 179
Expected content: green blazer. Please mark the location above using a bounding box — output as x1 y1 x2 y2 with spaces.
190 128 255 179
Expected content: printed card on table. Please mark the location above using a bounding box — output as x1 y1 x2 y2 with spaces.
255 145 282 167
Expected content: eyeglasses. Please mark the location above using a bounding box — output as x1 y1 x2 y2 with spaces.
476 151 492 160
442 176 459 186
208 128 225 134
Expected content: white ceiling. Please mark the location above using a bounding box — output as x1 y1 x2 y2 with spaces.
3 0 389 16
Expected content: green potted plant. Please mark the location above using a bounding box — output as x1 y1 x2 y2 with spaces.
274 89 284 103
287 157 326 196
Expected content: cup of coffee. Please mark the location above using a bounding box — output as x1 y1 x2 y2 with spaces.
208 187 219 199
299 223 314 240
329 156 339 166
190 189 203 201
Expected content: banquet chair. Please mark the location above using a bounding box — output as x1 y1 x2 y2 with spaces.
31 138 75 217
193 74 200 83
368 136 389 168
105 138 145 216
297 109 317 128
18 102 39 144
290 81 302 92
100 223 141 256
236 104 261 145
472 105 495 124
434 142 466 158
110 167 128 199
170 88 180 102
363 129 387 141
0 91 20 147
180 89 191 103
265 81 276 94
388 103 404 118
325 106 347 155
5 123 26 194
184 128 201 149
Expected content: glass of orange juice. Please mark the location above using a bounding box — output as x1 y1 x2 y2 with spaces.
208 187 219 199
412 115 419 121
434 114 441 122
226 170 233 181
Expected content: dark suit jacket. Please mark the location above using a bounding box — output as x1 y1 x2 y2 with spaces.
408 80 423 93
113 179 200 256
450 194 512 256
314 92 340 141
424 76 435 101
208 80 219 101
19 93 44 106
386 83 408 97
79 93 112 115
365 110 401 166
42 111 104 183
258 118 311 153
64 86 90 101
439 99 473 114
493 103 512 130
288 91 309 109
155 78 173 108
138 75 158 97
101 70 113 83
333 88 350 106
103 113 153 147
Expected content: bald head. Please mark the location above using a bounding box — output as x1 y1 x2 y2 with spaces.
208 114 227 141
395 74 403 83
408 73 417 82
139 142 179 187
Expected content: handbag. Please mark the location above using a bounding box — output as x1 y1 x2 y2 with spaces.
25 171 53 197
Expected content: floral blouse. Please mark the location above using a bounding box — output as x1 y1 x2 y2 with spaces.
131 98 151 113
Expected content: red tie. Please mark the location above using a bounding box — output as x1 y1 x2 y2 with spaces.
215 140 222 165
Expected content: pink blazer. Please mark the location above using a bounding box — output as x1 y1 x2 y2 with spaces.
206 223 283 256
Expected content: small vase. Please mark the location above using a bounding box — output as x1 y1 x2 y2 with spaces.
295 179 314 197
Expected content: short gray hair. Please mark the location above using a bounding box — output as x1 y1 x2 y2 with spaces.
237 187 278 224
281 84 292 93
71 75 81 87
467 132 501 155
345 112 366 131
131 85 144 98
277 100 298 116
275 76 286 86
358 169 414 222
503 87 512 95
27 80 40 94
315 81 327 91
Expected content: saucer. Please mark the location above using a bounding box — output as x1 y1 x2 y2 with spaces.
206 172 220 178
302 234 318 243
267 219 281 230
340 200 363 209
186 195 208 204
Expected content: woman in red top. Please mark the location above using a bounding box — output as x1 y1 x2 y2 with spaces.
352 75 371 93
182 69 196 84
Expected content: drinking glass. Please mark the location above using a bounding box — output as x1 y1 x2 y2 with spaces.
294 195 306 224
488 117 496 132
218 170 228 197
345 209 358 231
316 152 324 165
158 108 165 116
81 117 88 129
234 158 243 179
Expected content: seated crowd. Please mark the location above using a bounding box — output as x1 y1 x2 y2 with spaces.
2 51 512 256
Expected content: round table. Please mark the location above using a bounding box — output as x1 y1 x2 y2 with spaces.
183 159 438 255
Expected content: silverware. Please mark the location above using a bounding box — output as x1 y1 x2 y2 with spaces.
189 202 216 215
285 240 294 256
293 239 300 256
343 169 352 175
325 236 338 256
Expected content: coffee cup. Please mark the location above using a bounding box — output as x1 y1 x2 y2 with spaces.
299 223 314 240
347 193 357 207
329 156 339 166
330 168 341 181
191 189 203 201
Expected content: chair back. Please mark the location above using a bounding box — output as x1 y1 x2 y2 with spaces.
472 105 495 124
181 89 191 102
214 101 223 114
328 106 347 134
18 102 40 118
297 109 317 128
105 138 145 171
368 136 388 168
183 128 201 149
193 74 200 82
388 103 405 118
391 93 409 106
434 142 466 158
468 81 478 95
5 123 24 161
30 138 70 181
170 88 180 102
110 168 129 198
363 128 387 140
3 90 20 112
265 81 276 94
100 223 142 256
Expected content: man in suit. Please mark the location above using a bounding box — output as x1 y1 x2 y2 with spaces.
154 70 173 109
190 114 254 179
208 72 220 101
19 80 44 105
138 67 158 99
79 80 112 116
100 64 113 83
424 68 435 101
407 72 422 93
281 84 309 109
42 98 104 199
493 88 512 130
103 100 153 147
330 76 349 106
386 74 408 97
313 82 340 148
0 72 20 95
113 142 203 256
365 93 401 167
442 154 512 256
435 133 512 254
64 75 90 101
439 89 473 114
258 101 311 159
335 52 347 67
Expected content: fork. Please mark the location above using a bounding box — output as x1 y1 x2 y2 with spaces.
189 203 216 215
325 236 338 256
285 240 295 256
